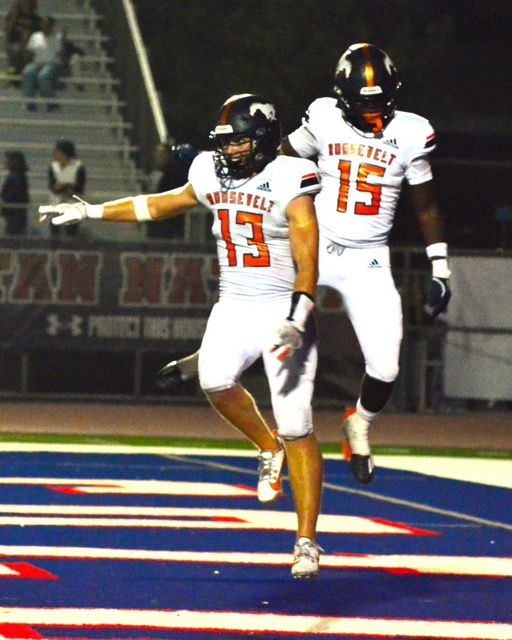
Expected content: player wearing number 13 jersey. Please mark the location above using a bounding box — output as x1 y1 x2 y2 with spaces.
38 93 325 579
283 43 452 485
281 42 452 484
189 142 319 302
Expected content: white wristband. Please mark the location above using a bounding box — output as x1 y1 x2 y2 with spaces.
432 258 451 279
426 242 448 260
133 194 152 221
85 204 104 219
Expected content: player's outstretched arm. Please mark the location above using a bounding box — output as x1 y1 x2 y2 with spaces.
39 183 199 227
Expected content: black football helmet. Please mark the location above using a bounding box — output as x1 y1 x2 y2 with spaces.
211 94 281 187
333 43 400 135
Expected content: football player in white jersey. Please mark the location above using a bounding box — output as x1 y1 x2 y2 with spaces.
157 44 452 486
281 42 451 484
39 94 324 579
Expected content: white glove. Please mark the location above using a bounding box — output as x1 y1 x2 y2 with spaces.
39 202 87 226
270 292 314 361
271 319 304 361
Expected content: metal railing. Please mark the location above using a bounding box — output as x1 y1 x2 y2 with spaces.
90 0 168 174
0 237 510 412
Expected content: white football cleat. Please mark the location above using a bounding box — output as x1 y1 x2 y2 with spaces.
291 537 321 579
257 437 285 503
342 408 375 484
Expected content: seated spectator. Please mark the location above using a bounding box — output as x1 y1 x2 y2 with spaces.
1 150 29 235
48 139 86 238
146 141 198 240
59 33 84 80
21 15 64 112
4 0 42 75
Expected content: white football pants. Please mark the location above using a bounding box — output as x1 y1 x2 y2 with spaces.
199 299 317 440
318 234 403 383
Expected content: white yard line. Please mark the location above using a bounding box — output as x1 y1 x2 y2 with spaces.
0 442 510 489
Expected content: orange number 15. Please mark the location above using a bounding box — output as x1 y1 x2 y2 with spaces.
337 160 385 216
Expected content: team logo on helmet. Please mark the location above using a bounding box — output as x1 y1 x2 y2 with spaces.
382 53 395 76
250 101 277 122
335 57 352 78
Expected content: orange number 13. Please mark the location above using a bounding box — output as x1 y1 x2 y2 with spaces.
218 209 270 267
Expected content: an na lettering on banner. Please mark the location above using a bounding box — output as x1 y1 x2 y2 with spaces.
0 246 219 309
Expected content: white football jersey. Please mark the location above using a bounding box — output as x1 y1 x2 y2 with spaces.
287 97 436 248
189 152 320 301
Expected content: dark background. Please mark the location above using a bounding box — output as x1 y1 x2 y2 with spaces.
132 0 512 250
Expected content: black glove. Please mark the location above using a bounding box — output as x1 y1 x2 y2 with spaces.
428 277 451 318
426 244 451 319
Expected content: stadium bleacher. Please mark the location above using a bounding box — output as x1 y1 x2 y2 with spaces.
0 0 145 240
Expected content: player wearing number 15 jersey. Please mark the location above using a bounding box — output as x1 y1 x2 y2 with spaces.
292 97 435 249
39 93 324 579
282 42 452 485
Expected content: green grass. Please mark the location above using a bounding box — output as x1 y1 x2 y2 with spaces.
0 432 509 458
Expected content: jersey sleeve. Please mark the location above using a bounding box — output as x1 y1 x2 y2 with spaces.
287 124 319 159
404 118 436 185
187 152 213 207
274 156 321 203
286 99 327 158
406 155 433 185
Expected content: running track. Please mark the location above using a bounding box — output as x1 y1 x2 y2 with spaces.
0 441 510 639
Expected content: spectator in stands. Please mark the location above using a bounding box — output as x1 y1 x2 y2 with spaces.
4 0 42 75
146 141 198 240
59 33 84 83
47 139 86 238
1 150 29 235
21 15 64 112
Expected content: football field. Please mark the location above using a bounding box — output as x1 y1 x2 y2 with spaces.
0 437 510 639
